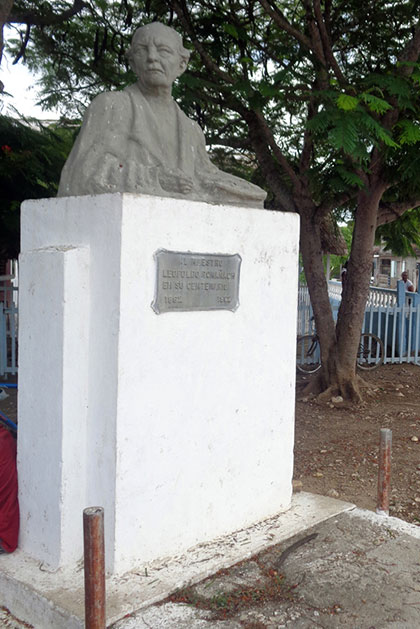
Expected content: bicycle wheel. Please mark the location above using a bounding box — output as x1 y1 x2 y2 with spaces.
296 335 321 373
357 333 384 370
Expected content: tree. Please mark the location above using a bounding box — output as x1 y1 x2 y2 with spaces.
2 1 144 112
0 1 85 67
0 0 16 69
376 209 420 257
166 0 420 401
326 223 353 279
5 1 420 400
0 116 74 259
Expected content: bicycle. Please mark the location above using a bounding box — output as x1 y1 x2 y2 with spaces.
296 330 384 373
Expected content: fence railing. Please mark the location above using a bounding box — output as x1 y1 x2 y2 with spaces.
363 302 420 364
0 277 411 376
366 286 397 308
298 294 420 366
301 281 397 304
0 284 18 377
327 280 342 303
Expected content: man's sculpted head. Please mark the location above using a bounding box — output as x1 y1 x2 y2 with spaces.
127 22 191 90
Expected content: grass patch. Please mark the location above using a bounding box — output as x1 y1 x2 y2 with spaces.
168 565 296 620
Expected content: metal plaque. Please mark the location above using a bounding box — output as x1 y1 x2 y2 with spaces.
152 250 242 314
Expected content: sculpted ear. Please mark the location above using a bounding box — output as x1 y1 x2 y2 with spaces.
178 59 188 76
178 58 188 76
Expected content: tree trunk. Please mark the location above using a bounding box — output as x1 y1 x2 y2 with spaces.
0 0 14 69
334 185 386 398
299 203 340 392
299 186 384 402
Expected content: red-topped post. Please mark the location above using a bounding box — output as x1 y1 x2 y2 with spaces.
376 429 392 516
83 507 106 628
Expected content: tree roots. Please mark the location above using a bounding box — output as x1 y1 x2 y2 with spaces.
300 371 366 404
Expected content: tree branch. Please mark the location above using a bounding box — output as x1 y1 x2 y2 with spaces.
8 0 86 27
299 93 318 175
171 0 235 85
247 109 301 190
205 135 251 151
302 0 327 69
0 0 15 68
245 111 296 212
316 190 358 219
397 21 420 74
257 0 312 52
377 198 420 226
312 0 346 84
12 21 29 63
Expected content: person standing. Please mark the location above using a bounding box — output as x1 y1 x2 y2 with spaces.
0 426 19 553
401 270 414 292
341 260 348 294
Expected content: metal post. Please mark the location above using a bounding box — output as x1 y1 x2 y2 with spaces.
83 507 106 629
376 429 392 516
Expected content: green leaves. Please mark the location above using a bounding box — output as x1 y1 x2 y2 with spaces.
0 116 75 257
308 84 401 161
336 90 393 115
5 0 420 223
337 94 359 111
258 81 280 99
335 166 364 188
364 73 415 109
376 208 420 257
223 24 239 40
397 121 420 145
328 113 360 154
360 93 392 114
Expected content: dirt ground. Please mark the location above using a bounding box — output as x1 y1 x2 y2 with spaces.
1 366 420 628
294 362 420 525
1 364 420 528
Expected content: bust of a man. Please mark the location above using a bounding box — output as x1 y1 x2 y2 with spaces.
58 22 266 208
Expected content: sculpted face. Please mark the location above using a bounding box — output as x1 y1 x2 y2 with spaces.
130 23 187 89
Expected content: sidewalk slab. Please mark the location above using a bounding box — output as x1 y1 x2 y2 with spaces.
115 507 420 628
0 493 353 628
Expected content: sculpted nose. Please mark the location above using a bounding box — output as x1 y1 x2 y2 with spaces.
146 44 158 61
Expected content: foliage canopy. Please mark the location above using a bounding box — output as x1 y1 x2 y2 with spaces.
6 1 420 220
0 116 74 258
4 0 420 398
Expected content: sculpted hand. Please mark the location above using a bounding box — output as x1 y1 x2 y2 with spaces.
90 154 122 193
159 169 194 194
201 174 266 201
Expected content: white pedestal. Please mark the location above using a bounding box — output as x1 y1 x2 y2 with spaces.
18 193 299 575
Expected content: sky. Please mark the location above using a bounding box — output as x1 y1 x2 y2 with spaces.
1 48 60 120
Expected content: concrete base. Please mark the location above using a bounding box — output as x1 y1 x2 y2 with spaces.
0 493 354 629
19 193 299 574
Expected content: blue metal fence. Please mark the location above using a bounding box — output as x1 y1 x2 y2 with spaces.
298 281 420 365
3 277 419 374
0 283 18 377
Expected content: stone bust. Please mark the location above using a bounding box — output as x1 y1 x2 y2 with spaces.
57 22 266 208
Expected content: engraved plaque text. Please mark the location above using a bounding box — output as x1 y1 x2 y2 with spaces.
152 250 241 314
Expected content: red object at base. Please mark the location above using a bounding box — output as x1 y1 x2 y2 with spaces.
0 427 19 552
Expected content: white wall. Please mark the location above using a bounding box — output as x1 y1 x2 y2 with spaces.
19 194 299 573
18 246 89 566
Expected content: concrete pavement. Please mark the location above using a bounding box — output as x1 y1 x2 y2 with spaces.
113 507 420 628
2 494 420 627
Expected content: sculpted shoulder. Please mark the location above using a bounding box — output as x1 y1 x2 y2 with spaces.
85 89 132 118
181 109 204 136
